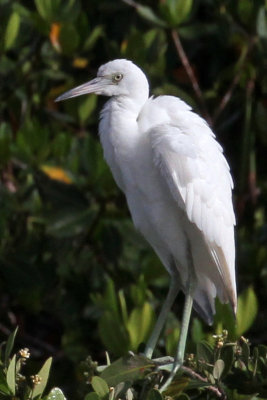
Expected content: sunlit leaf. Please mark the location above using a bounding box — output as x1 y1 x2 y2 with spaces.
41 165 72 184
31 357 52 399
213 359 224 380
5 12 20 49
91 376 109 399
47 388 67 400
6 354 16 395
78 95 97 123
126 302 155 352
236 287 258 337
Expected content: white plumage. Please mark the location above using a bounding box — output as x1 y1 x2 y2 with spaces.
56 59 236 385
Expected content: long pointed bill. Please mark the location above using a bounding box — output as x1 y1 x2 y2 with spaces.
55 77 106 102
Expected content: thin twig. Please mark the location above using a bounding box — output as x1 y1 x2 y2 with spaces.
121 0 211 123
213 37 257 124
153 357 225 398
181 365 225 398
171 29 212 124
121 0 138 6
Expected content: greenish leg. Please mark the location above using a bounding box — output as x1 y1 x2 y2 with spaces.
159 276 195 393
144 276 180 359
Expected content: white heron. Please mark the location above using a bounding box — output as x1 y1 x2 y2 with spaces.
56 59 236 389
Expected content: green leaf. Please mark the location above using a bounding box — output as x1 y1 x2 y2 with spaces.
220 345 235 378
258 344 267 358
165 316 180 356
191 318 205 344
236 287 258 337
5 12 20 49
85 394 100 400
46 208 97 238
214 300 236 339
257 6 267 38
98 311 130 357
0 369 12 395
146 388 163 400
159 0 193 27
163 377 189 397
34 0 63 22
241 340 250 366
59 23 80 55
213 359 224 381
136 5 167 28
78 95 97 124
196 341 213 364
47 388 66 400
91 377 109 399
32 357 52 399
6 354 16 395
237 0 254 25
4 327 18 367
252 347 259 377
126 302 155 352
0 123 12 165
83 26 104 51
101 354 153 387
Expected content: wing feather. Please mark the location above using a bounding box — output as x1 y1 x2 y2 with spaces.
146 96 237 314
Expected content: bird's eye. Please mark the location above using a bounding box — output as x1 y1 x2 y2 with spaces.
112 73 123 83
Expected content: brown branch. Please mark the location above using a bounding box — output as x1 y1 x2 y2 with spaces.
154 357 225 398
213 37 257 124
181 366 226 399
121 0 138 8
171 29 212 125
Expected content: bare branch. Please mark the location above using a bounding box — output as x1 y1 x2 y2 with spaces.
213 37 257 124
171 29 212 125
181 365 226 399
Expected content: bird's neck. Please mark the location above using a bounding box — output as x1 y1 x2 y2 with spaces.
112 93 148 117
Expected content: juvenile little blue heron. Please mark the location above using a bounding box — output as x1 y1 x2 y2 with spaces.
56 59 236 389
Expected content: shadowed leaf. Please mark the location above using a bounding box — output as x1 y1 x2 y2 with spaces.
4 327 18 367
101 354 154 387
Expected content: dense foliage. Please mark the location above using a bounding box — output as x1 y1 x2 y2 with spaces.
0 0 267 399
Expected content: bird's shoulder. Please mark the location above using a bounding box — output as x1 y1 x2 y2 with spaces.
141 94 236 247
139 95 192 130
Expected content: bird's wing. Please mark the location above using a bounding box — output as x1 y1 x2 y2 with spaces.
144 96 236 312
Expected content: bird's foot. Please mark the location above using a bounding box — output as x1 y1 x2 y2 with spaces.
143 354 184 391
159 359 183 393
150 355 174 371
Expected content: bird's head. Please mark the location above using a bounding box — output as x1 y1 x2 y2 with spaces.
55 59 149 103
